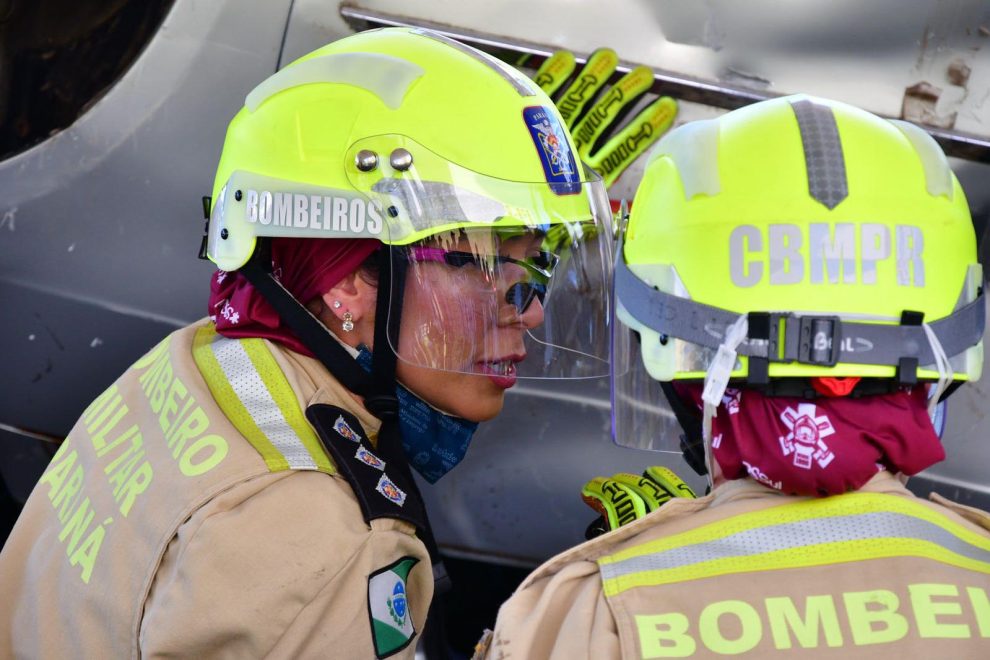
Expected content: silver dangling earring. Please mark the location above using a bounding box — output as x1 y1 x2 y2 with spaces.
332 300 342 309
342 311 354 332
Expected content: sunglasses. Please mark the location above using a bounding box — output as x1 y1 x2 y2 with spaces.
406 246 558 313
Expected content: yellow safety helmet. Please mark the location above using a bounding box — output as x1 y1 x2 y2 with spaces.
612 94 984 453
205 27 609 270
202 28 614 382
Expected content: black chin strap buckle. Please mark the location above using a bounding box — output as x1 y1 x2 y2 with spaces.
747 312 771 387
896 310 925 386
364 394 399 421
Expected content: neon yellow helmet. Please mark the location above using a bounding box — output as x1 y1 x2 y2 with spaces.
612 94 984 452
206 27 609 271
203 28 614 384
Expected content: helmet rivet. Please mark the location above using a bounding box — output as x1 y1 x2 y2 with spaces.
387 206 399 218
234 190 242 201
355 150 379 172
389 148 413 171
220 228 229 240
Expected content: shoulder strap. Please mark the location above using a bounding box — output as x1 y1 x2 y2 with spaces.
306 403 428 532
192 324 335 474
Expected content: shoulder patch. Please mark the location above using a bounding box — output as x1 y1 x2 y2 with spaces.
368 556 419 658
306 404 426 531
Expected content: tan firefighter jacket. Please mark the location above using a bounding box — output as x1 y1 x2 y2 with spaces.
0 320 432 659
476 472 990 659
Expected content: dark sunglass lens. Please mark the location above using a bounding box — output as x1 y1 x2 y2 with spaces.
505 282 546 313
533 252 556 270
443 252 479 268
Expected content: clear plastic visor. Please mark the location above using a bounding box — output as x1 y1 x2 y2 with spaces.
611 262 704 452
345 136 614 380
345 134 607 244
388 221 613 380
611 304 690 452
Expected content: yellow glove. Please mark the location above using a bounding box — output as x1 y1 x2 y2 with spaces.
581 466 696 539
532 48 678 188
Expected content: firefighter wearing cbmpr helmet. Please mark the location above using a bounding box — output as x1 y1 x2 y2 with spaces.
477 96 990 659
0 28 614 658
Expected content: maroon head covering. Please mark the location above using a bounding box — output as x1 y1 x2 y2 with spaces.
677 383 944 496
208 237 380 356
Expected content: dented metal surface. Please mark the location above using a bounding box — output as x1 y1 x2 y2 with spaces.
0 0 295 497
341 0 990 163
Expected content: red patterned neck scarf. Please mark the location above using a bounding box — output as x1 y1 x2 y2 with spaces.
677 384 944 496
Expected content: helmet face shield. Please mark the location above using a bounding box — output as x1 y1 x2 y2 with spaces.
387 200 614 381
610 263 694 452
344 134 613 380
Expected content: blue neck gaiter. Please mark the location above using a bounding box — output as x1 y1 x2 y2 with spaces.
356 348 479 484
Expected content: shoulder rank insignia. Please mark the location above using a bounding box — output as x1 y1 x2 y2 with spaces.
375 474 406 506
334 414 363 442
368 556 419 658
356 445 386 471
306 404 426 531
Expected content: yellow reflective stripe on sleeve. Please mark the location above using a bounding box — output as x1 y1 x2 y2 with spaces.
193 325 290 472
240 336 334 474
599 493 990 597
191 325 333 474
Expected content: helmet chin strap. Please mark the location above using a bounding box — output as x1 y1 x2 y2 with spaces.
365 247 403 421
702 436 717 492
238 239 374 396
922 322 954 419
237 239 405 420
659 381 707 478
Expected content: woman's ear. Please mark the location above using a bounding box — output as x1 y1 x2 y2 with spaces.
320 271 378 347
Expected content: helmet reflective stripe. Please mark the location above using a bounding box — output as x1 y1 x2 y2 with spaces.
371 178 507 232
410 28 538 97
790 98 849 210
888 119 954 199
646 118 721 198
245 52 425 112
192 325 334 474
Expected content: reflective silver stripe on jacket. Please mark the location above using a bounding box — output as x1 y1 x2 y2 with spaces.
211 338 318 470
601 510 990 584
